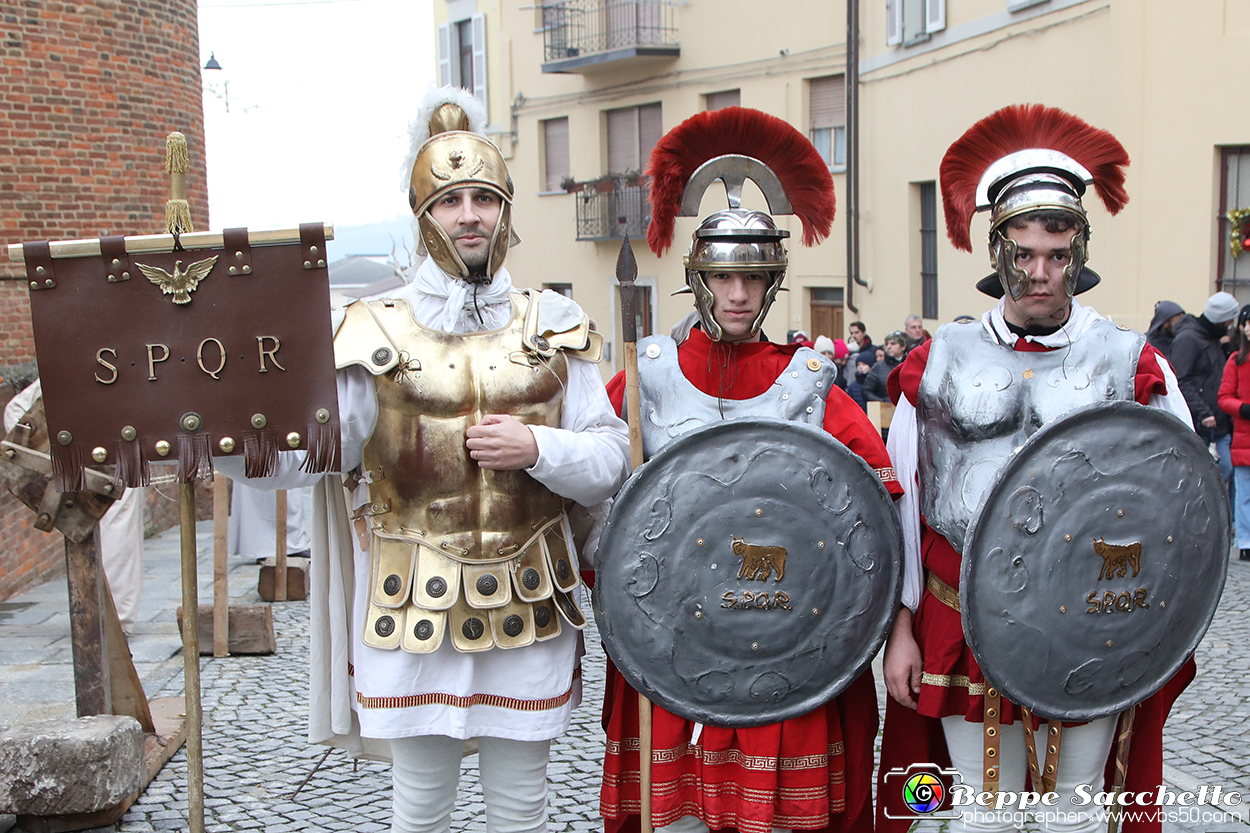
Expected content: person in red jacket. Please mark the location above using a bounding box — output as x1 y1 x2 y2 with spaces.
596 107 902 833
1217 304 1250 561
877 105 1195 833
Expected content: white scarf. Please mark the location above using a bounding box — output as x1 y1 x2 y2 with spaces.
406 256 515 333
984 296 1104 348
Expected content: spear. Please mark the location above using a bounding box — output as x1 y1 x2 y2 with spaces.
616 235 651 831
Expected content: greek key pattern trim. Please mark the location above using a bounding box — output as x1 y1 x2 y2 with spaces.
357 684 573 712
921 671 986 695
875 466 898 483
606 738 842 772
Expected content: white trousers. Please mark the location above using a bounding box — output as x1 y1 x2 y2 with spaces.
389 735 551 833
941 715 1118 833
100 487 143 632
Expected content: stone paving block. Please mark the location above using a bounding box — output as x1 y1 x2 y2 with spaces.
0 714 144 816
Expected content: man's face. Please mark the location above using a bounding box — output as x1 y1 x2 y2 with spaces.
849 324 864 342
905 319 924 340
1001 220 1078 328
885 338 906 359
428 187 503 278
706 271 768 342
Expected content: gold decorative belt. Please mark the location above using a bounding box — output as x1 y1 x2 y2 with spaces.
926 571 961 612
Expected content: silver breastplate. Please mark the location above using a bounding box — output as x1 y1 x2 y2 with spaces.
635 334 836 458
917 319 1144 553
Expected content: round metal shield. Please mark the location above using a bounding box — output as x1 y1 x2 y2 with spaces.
594 417 903 727
962 401 1230 721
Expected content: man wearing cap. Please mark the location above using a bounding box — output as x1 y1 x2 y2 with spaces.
1145 300 1185 360
1171 291 1238 489
877 105 1193 833
220 86 629 833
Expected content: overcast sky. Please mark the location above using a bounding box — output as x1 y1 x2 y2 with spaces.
197 0 433 260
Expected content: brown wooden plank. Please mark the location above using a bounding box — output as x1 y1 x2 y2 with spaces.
64 530 110 717
177 603 276 655
103 576 154 733
257 559 309 602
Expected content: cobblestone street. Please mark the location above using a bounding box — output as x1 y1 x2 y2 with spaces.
1 520 1247 832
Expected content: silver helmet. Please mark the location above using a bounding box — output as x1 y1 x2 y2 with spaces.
979 149 1094 301
684 208 789 342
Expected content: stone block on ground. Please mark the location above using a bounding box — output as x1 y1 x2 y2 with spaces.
0 715 143 815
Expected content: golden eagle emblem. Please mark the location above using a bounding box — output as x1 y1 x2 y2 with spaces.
136 256 219 305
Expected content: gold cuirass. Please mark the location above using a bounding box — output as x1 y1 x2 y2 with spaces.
335 292 589 655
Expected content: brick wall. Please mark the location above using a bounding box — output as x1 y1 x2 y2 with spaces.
0 0 210 601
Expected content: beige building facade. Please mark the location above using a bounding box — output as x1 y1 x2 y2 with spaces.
433 0 1250 376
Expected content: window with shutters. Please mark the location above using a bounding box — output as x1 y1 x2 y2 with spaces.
918 182 939 319
1218 146 1250 302
704 89 741 111
606 103 661 175
886 0 945 47
436 14 488 110
809 75 846 170
542 118 570 192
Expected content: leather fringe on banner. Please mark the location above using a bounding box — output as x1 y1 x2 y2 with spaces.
177 433 214 483
112 439 151 489
300 419 340 474
243 430 279 478
51 445 86 493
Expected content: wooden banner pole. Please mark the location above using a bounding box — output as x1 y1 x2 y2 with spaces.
212 477 229 657
275 489 288 602
178 482 205 833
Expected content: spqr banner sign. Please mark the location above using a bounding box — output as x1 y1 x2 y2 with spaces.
16 222 341 492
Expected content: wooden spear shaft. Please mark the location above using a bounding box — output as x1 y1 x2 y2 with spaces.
179 482 205 833
166 130 205 833
212 477 229 658
275 490 288 602
616 235 652 833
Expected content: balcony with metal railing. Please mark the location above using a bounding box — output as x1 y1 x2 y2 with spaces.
572 179 651 241
541 0 679 74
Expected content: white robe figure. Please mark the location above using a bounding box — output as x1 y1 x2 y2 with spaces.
227 481 312 562
4 379 145 632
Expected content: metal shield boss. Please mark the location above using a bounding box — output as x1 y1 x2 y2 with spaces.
594 417 904 727
962 401 1230 721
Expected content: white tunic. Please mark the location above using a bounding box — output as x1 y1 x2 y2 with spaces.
217 259 630 754
227 481 312 560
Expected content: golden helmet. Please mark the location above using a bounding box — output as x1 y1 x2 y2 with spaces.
409 101 516 280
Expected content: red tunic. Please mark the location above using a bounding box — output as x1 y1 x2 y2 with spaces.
876 334 1194 833
598 328 902 833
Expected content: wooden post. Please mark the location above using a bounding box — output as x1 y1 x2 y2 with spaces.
212 477 229 658
178 483 205 833
64 529 111 717
274 489 288 602
615 236 652 833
